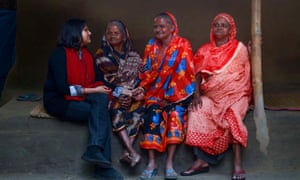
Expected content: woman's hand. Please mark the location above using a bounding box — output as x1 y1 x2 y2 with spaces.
119 94 132 109
132 87 144 101
247 40 252 55
189 93 202 111
94 85 111 94
189 73 203 111
247 38 263 57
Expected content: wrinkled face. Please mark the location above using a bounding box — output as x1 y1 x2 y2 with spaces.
212 17 231 41
81 25 92 46
105 25 123 47
153 17 174 41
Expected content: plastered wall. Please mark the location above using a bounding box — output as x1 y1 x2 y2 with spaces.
6 0 300 92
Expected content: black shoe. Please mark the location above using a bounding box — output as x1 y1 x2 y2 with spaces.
82 146 111 168
180 166 209 176
94 166 124 180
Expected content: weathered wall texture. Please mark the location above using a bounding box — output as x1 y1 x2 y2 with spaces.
6 0 300 93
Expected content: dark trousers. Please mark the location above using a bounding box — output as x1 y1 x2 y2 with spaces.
62 93 112 161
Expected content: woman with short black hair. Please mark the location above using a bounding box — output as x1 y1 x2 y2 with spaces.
43 18 123 179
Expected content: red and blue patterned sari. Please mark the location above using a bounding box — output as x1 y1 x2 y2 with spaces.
139 16 195 152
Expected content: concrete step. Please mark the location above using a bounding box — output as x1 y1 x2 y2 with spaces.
1 97 300 179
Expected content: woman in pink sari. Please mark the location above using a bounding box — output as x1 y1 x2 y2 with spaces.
181 13 252 180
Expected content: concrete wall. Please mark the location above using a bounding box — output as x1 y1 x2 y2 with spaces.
6 0 300 92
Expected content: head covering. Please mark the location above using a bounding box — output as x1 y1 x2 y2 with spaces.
195 13 239 73
155 12 178 36
210 13 237 47
101 19 132 53
163 12 178 35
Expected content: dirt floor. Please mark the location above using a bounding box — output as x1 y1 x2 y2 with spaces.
0 88 300 180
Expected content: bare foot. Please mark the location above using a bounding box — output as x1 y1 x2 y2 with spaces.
119 152 131 164
232 169 246 180
130 153 141 167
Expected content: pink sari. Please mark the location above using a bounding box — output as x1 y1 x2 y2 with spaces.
185 13 252 155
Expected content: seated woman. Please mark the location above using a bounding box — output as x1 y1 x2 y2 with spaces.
95 20 144 167
133 12 195 180
182 13 252 180
43 18 122 179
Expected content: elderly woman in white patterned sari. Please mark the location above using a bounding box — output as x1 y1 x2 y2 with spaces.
95 19 144 167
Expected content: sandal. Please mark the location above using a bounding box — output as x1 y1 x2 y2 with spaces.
165 168 178 179
180 166 209 176
16 93 41 102
139 168 157 180
232 169 246 180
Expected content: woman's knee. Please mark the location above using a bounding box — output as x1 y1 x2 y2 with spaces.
87 93 109 104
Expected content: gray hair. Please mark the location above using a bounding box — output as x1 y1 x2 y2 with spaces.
106 20 126 39
154 12 176 27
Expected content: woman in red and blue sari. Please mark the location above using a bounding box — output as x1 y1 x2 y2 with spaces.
134 12 195 180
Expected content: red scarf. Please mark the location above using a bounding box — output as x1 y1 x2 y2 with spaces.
197 40 239 73
195 13 239 74
64 48 102 101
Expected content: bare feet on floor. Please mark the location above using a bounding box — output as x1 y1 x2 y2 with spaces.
130 152 141 167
